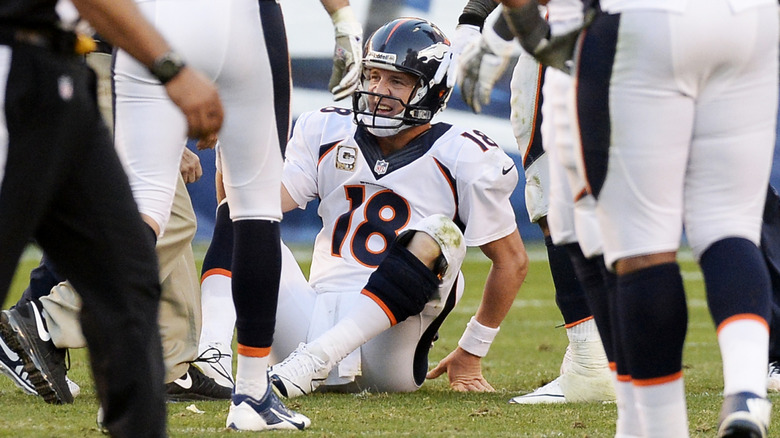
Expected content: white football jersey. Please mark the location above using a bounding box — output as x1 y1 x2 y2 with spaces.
283 107 519 294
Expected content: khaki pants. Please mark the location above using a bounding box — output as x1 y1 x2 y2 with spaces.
38 52 202 383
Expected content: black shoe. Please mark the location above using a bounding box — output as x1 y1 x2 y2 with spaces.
0 302 72 404
0 326 36 395
718 392 771 438
165 364 232 401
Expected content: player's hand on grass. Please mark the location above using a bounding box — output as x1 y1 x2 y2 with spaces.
164 67 224 141
426 347 495 392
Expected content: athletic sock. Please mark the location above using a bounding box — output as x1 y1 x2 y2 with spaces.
308 294 391 366
617 263 688 437
545 236 591 324
617 263 687 382
614 377 643 438
566 244 615 364
232 219 280 349
634 378 688 437
235 354 270 398
700 237 771 397
199 273 235 352
718 318 769 397
199 200 236 350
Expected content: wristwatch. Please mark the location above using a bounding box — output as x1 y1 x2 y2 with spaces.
150 51 186 84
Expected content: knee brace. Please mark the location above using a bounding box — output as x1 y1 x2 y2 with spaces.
362 238 440 325
407 214 467 289
362 215 466 325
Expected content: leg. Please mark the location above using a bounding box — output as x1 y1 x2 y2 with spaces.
155 174 230 401
761 185 780 391
270 215 465 397
0 50 165 436
197 200 236 387
216 0 307 430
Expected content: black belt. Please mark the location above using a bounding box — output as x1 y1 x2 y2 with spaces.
0 27 79 55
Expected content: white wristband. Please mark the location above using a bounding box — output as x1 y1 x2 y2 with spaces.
457 316 500 357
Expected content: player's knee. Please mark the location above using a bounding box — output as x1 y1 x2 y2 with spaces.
363 216 464 325
397 230 447 279
406 214 466 279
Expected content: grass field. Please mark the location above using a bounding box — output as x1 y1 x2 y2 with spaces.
0 244 778 437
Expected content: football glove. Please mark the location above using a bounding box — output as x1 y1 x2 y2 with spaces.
329 6 363 101
457 21 521 113
433 24 481 89
503 2 595 74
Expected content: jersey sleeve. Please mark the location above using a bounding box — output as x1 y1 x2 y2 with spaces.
282 111 321 210
454 133 520 247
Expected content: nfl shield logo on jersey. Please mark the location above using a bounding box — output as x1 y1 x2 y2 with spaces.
374 159 389 175
336 145 357 171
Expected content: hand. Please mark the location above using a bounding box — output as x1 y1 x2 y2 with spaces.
531 26 580 74
164 66 223 141
329 7 363 101
433 24 481 90
195 133 218 150
457 24 519 113
179 147 203 183
426 347 495 392
503 3 596 74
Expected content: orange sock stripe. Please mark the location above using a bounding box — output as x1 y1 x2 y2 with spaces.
237 344 271 358
360 289 397 326
716 313 769 335
563 315 594 329
608 362 617 372
632 371 682 387
201 268 232 283
617 373 632 383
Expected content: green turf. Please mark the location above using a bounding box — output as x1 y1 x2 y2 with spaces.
0 244 777 437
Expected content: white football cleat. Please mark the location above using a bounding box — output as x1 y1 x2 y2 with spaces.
269 343 330 398
509 377 566 404
194 343 234 389
227 383 311 431
510 336 615 404
717 392 771 438
767 361 780 392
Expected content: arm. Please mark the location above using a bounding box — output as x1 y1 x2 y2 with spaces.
426 230 528 391
319 0 350 15
71 0 223 140
320 0 363 100
281 184 299 214
473 229 528 327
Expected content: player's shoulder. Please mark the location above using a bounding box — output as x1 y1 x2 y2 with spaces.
293 106 356 140
430 123 509 161
297 106 353 126
429 123 517 185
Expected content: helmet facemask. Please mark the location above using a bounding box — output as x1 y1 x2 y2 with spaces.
353 70 434 137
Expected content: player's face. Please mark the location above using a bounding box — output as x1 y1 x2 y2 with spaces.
366 68 418 117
